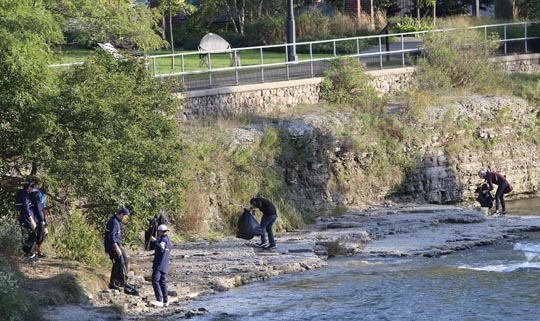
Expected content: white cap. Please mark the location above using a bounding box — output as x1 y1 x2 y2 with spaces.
157 224 168 232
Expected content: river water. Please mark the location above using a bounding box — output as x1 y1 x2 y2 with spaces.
187 199 540 321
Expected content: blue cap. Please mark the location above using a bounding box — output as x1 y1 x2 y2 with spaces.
117 207 130 215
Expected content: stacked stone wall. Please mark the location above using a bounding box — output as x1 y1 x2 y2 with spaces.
178 54 539 120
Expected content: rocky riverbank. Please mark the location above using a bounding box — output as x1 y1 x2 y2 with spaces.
41 204 540 321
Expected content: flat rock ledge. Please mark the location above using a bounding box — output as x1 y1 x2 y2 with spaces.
42 204 540 321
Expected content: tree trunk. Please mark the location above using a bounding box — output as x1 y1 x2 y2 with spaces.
169 8 175 69
474 0 480 17
161 13 166 40
433 1 436 26
416 0 420 21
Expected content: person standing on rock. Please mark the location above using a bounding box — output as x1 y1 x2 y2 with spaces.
104 207 130 290
478 170 512 216
150 224 171 308
250 197 278 249
16 181 37 260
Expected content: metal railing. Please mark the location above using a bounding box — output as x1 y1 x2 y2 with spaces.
51 21 540 91
145 21 539 91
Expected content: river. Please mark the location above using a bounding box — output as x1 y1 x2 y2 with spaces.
185 199 540 321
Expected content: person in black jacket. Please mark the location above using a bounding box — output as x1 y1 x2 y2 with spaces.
250 197 278 249
104 207 130 290
16 182 37 259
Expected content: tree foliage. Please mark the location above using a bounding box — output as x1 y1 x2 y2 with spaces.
0 0 184 246
416 29 503 91
48 0 166 51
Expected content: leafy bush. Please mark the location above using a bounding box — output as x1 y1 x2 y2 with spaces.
390 16 433 34
0 266 38 321
415 29 504 92
321 58 381 111
243 17 286 46
508 73 540 105
52 209 105 266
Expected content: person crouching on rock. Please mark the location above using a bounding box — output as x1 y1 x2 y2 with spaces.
150 224 171 308
478 170 513 216
250 197 278 250
104 207 130 290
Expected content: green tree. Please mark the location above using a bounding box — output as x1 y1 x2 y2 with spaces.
47 0 166 52
155 0 195 68
48 52 184 239
0 0 63 181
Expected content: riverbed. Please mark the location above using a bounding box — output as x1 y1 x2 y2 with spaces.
183 199 540 321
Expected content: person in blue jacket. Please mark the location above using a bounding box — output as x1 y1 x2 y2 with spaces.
16 182 37 259
150 224 171 308
104 207 130 290
29 182 47 257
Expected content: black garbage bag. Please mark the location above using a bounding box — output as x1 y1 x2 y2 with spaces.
144 213 168 250
477 182 494 208
124 284 139 296
236 208 263 240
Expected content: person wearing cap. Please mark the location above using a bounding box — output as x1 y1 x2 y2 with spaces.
104 207 130 290
478 170 512 216
16 182 37 259
150 224 171 308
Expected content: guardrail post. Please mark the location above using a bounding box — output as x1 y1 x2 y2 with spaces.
356 38 360 64
310 44 314 78
504 24 507 55
234 50 239 85
285 44 290 80
181 55 185 83
379 36 383 69
260 48 264 83
208 54 212 88
153 57 156 77
401 34 405 67
525 24 528 53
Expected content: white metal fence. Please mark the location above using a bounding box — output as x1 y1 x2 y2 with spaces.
51 21 540 91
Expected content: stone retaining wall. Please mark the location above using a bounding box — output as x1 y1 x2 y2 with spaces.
177 54 539 119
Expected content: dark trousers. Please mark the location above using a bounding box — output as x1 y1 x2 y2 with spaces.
20 225 36 256
108 247 128 287
152 269 168 303
260 215 277 246
495 181 508 212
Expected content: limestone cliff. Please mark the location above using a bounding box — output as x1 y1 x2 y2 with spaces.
229 95 540 213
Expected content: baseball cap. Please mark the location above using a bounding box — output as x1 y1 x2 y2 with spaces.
157 224 168 232
117 207 130 215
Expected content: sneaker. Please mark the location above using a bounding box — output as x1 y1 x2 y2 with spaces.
36 251 46 258
24 253 36 260
500 211 507 216
491 211 500 217
150 301 163 307
263 244 276 250
164 301 169 307
255 242 269 248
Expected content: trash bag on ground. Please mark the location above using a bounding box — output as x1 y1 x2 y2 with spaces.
236 208 263 240
144 212 168 250
477 182 494 208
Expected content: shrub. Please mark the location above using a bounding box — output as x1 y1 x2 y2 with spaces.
321 58 382 111
52 209 104 266
0 266 38 321
244 17 286 46
415 29 504 92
